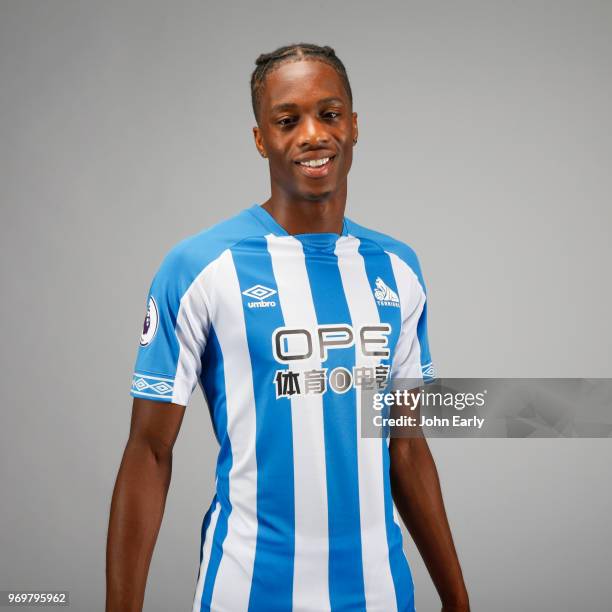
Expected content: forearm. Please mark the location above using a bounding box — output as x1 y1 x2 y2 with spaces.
106 438 172 612
390 437 469 609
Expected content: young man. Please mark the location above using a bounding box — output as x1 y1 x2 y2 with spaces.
106 44 469 612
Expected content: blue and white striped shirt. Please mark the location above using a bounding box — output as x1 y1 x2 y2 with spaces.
131 204 434 612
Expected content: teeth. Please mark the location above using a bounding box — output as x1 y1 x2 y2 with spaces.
300 157 330 167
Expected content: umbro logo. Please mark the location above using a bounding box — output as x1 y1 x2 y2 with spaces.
373 277 400 307
243 284 276 301
242 284 277 309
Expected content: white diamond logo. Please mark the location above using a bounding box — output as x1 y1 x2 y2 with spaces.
242 284 277 301
133 377 147 391
132 375 173 395
151 381 172 394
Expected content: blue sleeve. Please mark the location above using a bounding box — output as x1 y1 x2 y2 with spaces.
130 247 209 405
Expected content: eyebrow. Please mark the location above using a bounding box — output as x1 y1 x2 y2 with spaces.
270 97 346 114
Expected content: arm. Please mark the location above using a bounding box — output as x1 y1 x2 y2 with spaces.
389 403 470 612
106 398 186 612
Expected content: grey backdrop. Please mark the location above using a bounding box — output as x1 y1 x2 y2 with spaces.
1 1 611 610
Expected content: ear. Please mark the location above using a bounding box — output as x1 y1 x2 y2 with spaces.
352 112 358 145
253 126 267 158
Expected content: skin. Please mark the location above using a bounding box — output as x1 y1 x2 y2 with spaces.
106 58 469 612
390 404 470 611
106 400 184 612
253 59 357 234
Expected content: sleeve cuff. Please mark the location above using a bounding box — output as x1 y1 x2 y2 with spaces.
131 372 176 402
421 362 436 384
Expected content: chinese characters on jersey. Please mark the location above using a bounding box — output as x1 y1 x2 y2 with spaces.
274 364 391 398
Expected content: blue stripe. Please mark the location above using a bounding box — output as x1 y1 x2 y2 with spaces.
299 237 366 611
358 238 415 611
345 218 434 383
198 326 232 611
356 237 402 381
382 439 415 612
134 208 266 384
198 498 216 570
231 239 295 612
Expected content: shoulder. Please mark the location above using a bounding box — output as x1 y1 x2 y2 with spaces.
345 217 426 291
152 207 265 296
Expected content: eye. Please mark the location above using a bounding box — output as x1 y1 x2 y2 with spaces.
277 116 296 127
323 111 340 120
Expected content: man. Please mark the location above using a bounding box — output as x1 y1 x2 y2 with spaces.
106 43 469 612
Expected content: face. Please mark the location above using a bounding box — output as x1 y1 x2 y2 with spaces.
253 60 358 201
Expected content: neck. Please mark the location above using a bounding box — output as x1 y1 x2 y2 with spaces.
262 182 347 235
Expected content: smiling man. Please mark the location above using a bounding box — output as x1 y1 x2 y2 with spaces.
106 43 469 612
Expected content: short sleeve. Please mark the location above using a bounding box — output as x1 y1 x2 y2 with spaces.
388 250 435 385
130 248 210 405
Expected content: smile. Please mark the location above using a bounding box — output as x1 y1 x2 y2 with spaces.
295 155 336 178
299 157 332 167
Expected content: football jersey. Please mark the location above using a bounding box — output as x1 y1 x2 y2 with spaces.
130 204 434 612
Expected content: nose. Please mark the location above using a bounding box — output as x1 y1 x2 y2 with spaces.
297 115 329 148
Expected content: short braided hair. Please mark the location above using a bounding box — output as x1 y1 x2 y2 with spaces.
250 43 353 121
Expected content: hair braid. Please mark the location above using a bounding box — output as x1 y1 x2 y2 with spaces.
250 43 353 121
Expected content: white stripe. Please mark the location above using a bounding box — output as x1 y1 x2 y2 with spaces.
173 263 214 405
130 390 173 399
266 234 331 612
207 249 258 611
192 500 221 612
336 236 398 612
387 252 426 382
132 372 174 382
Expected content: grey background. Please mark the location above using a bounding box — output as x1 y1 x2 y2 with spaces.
1 0 611 610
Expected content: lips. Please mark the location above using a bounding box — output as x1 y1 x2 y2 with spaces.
294 155 336 179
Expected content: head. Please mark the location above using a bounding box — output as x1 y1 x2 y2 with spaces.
251 43 358 202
